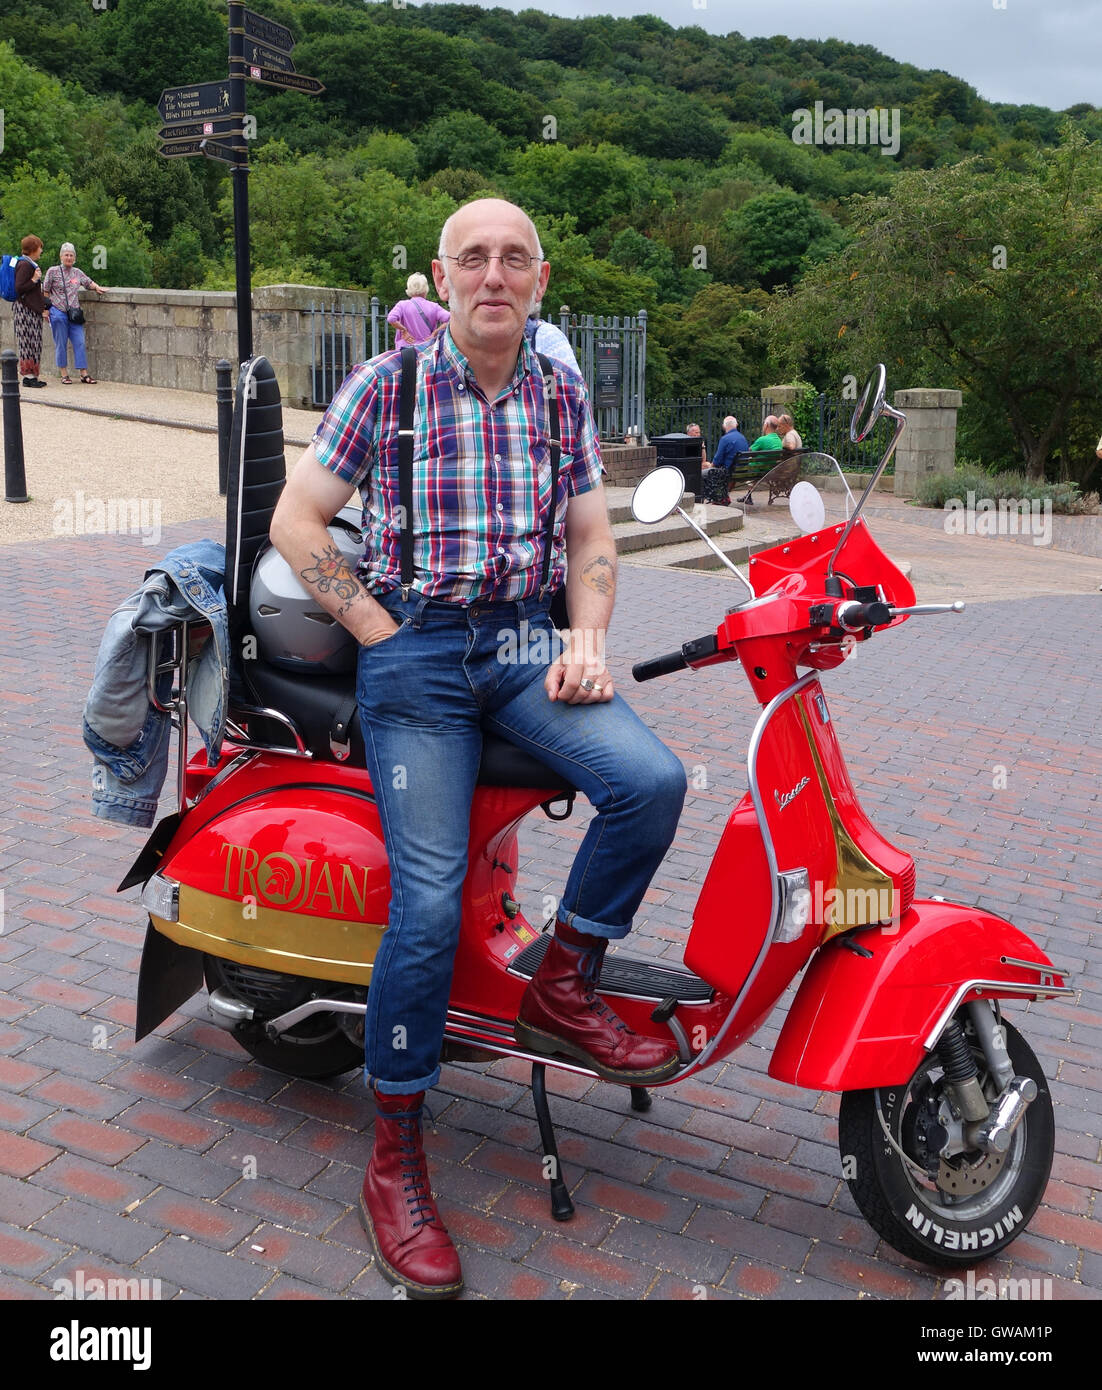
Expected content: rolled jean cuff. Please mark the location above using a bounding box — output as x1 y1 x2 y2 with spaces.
559 907 632 942
366 1064 441 1096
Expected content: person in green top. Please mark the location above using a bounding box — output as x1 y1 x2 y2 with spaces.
750 415 783 453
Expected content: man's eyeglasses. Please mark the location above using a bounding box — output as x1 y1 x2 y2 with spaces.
442 252 543 273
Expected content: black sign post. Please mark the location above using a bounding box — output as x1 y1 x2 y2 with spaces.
156 8 323 364
594 341 623 409
227 1 253 361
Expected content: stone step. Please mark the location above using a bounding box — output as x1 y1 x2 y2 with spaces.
622 521 799 573
605 488 693 526
610 507 745 555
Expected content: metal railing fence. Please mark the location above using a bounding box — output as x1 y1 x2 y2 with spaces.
648 393 889 470
308 302 647 442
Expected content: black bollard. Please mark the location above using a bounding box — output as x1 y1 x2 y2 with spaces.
216 359 233 497
2 350 29 503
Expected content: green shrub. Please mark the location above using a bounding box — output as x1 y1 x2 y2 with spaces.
913 464 1099 515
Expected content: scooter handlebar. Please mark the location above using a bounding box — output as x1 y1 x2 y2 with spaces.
633 649 688 682
633 634 719 682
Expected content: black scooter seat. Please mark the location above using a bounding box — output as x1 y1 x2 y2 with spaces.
241 659 576 791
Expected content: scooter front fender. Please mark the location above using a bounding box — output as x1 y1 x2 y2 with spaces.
768 899 1069 1091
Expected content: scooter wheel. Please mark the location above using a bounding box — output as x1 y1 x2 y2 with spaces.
838 1016 1054 1268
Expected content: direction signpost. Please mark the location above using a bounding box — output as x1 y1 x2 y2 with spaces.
198 139 240 166
159 139 208 159
244 41 295 72
245 67 324 94
157 118 243 142
158 81 232 124
242 8 295 52
156 6 324 362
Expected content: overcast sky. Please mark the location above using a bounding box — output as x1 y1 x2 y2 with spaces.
482 0 1101 110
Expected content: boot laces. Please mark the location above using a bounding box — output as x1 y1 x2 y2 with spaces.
394 1108 439 1229
582 949 630 1035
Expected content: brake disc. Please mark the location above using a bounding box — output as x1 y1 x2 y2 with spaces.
936 1146 1007 1195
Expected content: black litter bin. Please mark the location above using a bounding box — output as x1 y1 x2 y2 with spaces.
652 433 704 499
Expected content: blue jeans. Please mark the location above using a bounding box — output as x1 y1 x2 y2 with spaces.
356 591 687 1095
50 307 88 370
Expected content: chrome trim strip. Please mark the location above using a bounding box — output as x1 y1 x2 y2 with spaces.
675 670 820 1081
1000 955 1070 981
922 977 1076 1052
445 1007 517 1038
442 1030 599 1078
193 750 259 804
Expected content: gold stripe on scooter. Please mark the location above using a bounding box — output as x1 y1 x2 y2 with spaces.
151 883 383 984
795 695 896 942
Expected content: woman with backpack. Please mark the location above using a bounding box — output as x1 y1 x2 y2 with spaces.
42 243 104 384
9 236 51 388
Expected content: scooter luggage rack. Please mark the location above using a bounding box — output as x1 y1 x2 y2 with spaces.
147 620 194 816
148 622 313 818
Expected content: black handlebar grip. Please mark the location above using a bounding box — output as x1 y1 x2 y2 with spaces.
841 600 892 629
632 650 689 682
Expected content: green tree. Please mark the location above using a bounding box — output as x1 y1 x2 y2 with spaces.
768 132 1102 479
82 139 217 255
650 282 772 396
0 166 153 285
0 41 83 176
416 112 506 178
725 191 845 290
93 0 226 105
505 142 668 237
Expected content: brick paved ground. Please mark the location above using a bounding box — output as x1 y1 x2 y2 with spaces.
0 493 1099 1303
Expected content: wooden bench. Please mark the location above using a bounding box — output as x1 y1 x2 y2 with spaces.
742 452 802 506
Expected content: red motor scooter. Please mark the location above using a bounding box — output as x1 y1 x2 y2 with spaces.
124 363 1071 1268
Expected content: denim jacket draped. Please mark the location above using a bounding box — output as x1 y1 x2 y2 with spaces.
82 540 230 827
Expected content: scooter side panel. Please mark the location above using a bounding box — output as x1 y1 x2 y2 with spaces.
768 900 1067 1090
154 783 391 983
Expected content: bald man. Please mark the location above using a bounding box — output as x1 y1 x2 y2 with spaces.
271 199 684 1298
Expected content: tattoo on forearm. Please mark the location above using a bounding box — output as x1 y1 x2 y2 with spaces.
581 555 615 597
301 544 364 614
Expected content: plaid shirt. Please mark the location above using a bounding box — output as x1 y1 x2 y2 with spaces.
312 328 603 601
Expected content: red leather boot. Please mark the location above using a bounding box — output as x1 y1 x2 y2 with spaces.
359 1091 464 1299
515 920 680 1083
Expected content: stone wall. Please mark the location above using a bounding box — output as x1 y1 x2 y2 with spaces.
1 283 371 408
600 443 658 487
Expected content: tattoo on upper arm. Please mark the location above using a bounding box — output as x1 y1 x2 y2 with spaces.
301 544 363 613
581 555 615 597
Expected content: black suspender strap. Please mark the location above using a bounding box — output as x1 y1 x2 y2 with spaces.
398 345 416 599
537 352 561 601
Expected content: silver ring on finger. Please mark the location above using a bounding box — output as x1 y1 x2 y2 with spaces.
580 678 596 691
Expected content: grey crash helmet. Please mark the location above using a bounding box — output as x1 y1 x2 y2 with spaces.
249 509 363 674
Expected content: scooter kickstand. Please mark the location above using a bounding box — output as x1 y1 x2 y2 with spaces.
531 1064 575 1221
630 1086 652 1113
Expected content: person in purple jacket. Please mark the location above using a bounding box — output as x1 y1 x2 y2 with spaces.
387 272 450 347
